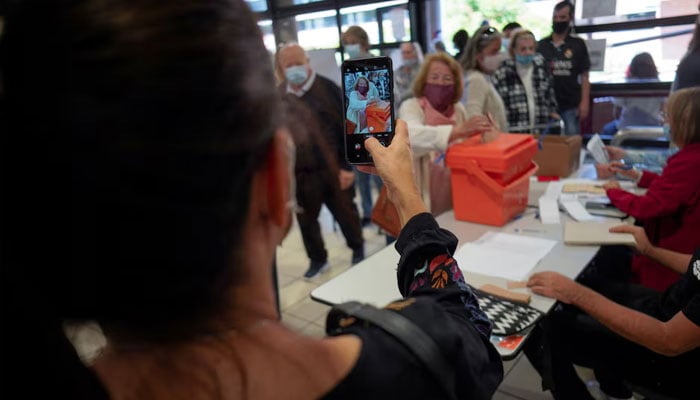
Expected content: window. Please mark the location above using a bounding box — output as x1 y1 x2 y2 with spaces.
295 10 340 49
258 20 276 53
244 0 267 13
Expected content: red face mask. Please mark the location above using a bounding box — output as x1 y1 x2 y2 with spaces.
423 83 454 112
357 84 369 95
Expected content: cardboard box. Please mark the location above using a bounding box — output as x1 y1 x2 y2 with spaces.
532 134 582 177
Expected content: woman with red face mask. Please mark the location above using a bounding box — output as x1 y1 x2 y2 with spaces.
399 52 494 213
346 75 380 133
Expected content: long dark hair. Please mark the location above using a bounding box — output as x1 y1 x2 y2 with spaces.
1 0 281 397
627 52 659 79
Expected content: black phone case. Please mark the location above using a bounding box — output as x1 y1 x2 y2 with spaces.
341 56 396 165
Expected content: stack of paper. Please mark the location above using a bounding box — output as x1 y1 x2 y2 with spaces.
564 221 636 246
454 232 557 281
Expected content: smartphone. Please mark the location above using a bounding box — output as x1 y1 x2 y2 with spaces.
341 56 395 164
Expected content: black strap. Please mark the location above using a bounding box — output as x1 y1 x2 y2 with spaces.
332 301 458 400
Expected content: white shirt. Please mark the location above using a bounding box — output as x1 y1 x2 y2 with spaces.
516 62 536 128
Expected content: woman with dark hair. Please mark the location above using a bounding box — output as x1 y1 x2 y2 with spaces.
601 52 665 135
1 1 502 398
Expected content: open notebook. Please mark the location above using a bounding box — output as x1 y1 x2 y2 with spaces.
564 221 636 246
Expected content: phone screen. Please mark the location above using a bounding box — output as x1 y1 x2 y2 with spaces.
341 56 395 164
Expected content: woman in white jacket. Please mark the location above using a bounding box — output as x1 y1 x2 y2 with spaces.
399 52 493 213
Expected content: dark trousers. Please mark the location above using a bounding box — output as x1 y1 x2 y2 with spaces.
524 277 696 400
296 170 363 263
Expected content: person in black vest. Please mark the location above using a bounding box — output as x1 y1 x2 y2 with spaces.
537 1 590 135
276 43 364 278
525 224 700 399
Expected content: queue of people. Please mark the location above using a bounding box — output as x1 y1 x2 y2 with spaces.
3 0 700 399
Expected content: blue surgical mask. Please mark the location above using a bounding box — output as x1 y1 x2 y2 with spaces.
515 54 534 65
285 65 308 85
663 123 671 137
345 44 361 59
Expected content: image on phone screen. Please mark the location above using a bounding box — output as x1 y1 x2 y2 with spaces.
341 56 395 164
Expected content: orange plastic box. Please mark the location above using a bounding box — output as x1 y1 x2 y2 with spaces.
446 134 538 226
366 102 390 133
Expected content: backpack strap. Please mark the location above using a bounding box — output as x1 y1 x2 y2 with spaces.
330 301 458 400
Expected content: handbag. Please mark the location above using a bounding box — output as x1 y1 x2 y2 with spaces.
429 152 452 216
370 186 401 237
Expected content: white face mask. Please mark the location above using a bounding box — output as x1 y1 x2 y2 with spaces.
345 43 361 59
480 52 508 73
284 65 308 86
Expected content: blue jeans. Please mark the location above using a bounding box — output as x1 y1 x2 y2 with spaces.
353 166 383 219
559 108 580 135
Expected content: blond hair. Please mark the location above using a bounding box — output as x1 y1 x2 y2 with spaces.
460 26 501 71
412 52 463 103
341 26 370 52
666 87 700 146
509 29 535 58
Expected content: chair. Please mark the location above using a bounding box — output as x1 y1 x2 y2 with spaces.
611 126 668 148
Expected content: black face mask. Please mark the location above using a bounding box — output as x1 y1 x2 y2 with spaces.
552 21 570 34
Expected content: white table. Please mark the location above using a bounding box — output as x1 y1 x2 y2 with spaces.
311 207 601 358
310 158 627 358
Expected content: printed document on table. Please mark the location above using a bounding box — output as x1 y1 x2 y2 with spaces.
454 232 557 281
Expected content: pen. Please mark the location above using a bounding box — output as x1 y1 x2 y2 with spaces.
514 228 546 233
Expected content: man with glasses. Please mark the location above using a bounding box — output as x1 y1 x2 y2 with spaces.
537 0 591 135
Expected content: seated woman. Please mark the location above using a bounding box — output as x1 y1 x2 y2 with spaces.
492 29 560 133
346 75 380 133
398 52 493 213
599 87 700 292
1 1 503 398
459 26 508 131
524 224 700 400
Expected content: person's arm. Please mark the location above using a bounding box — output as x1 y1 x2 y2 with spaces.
527 271 700 356
463 72 489 119
578 71 590 119
609 224 692 274
360 121 495 339
605 156 692 219
347 91 368 113
398 99 452 156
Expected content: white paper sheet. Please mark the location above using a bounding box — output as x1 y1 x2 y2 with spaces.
559 196 596 221
454 232 557 281
586 133 609 164
538 197 561 224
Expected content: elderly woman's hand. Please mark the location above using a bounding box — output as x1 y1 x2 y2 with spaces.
358 120 427 225
595 163 616 179
604 145 626 161
448 115 492 144
603 181 622 190
609 162 641 181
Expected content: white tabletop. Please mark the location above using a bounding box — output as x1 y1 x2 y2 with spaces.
311 162 608 358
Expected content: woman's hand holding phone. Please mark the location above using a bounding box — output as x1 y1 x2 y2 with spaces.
358 120 428 227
